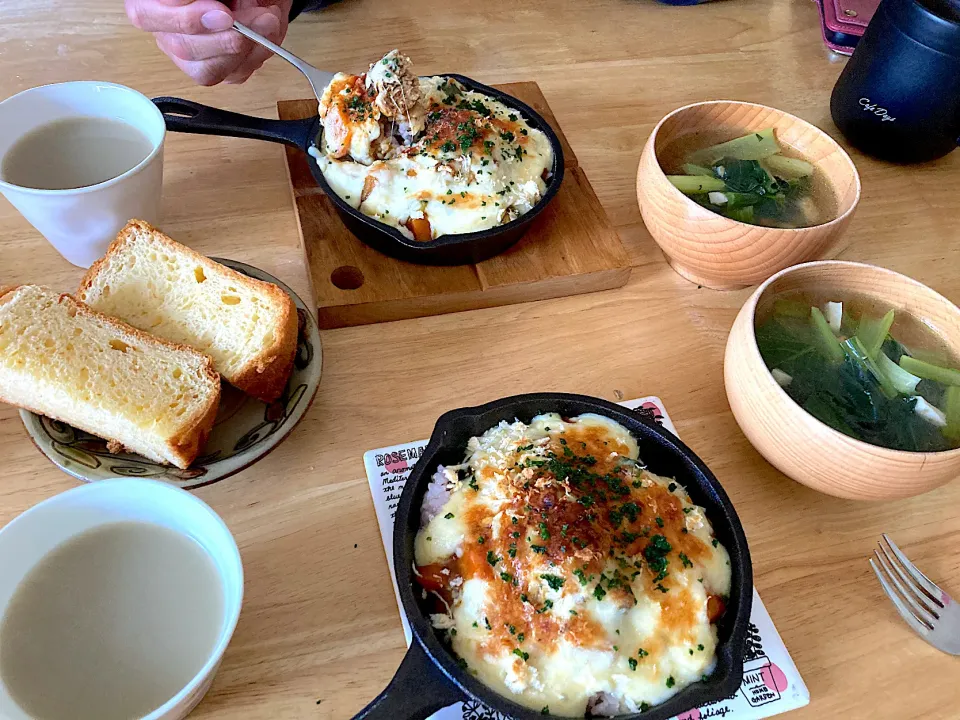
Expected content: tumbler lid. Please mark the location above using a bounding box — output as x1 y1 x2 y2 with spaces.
888 0 960 57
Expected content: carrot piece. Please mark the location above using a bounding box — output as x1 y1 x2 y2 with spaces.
406 216 433 242
707 594 726 622
361 175 378 202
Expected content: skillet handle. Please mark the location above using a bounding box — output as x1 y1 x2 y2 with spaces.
152 97 316 150
352 640 463 720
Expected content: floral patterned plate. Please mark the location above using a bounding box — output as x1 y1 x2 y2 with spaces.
20 259 322 490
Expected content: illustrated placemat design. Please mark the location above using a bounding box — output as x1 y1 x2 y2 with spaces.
363 397 809 719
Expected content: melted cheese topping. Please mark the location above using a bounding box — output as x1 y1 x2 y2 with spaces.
312 61 554 241
414 414 732 717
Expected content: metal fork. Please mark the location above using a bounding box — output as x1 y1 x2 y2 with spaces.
233 21 334 103
870 534 960 654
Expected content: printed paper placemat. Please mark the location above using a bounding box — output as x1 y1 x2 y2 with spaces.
363 397 810 720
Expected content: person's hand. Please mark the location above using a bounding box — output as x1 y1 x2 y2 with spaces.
126 0 294 86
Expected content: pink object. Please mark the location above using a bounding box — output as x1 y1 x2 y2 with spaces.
824 0 879 34
762 662 790 693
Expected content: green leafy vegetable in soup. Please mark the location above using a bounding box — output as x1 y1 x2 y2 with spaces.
755 294 960 452
664 128 832 229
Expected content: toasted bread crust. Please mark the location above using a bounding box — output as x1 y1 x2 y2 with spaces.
230 296 298 403
79 220 298 402
0 286 221 469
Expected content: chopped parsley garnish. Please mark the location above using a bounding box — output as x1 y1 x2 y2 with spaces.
508 544 517 558
593 585 607 601
517 632 525 642
508 624 516 635
513 648 529 661
573 568 588 586
500 131 515 142
679 552 693 568
520 593 529 603
628 657 638 671
440 140 455 153
538 522 551 540
500 571 513 583
444 512 454 519
530 544 547 554
477 536 485 544
712 538 719 547
486 551 500 566
698 644 705 651
666 676 676 688
643 534 672 581
655 516 665 528
541 574 565 591
668 482 677 492
656 583 669 593
472 621 478 627
541 707 550 716
536 599 554 614
484 617 491 630
638 648 649 658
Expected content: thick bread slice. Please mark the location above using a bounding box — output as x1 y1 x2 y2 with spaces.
0 286 220 469
78 220 298 403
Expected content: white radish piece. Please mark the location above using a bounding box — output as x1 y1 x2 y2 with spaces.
912 396 948 428
771 368 793 388
824 302 842 333
708 192 728 206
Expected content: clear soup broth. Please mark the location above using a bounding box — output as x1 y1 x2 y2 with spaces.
755 289 960 452
659 128 839 229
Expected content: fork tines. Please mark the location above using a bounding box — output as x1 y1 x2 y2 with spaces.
870 533 945 635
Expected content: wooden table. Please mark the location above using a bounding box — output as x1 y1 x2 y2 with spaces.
1 1 959 718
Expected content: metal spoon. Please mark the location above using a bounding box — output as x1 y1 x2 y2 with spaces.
233 21 334 102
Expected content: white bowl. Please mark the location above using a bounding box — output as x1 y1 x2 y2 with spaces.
0 479 243 719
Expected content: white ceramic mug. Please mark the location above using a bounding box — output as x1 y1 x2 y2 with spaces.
0 479 244 720
0 82 166 268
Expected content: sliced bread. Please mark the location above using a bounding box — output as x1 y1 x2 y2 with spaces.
78 220 298 403
0 285 220 468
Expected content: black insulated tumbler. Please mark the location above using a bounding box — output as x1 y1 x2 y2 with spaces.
830 0 960 163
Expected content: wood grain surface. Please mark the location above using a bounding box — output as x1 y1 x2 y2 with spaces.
1 1 959 719
280 83 630 329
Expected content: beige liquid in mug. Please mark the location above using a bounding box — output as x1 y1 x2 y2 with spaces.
0 522 225 720
1 116 153 190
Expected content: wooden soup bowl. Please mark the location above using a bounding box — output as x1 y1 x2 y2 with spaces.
637 101 861 290
725 261 960 501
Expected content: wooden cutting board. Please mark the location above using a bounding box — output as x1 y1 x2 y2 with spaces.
279 82 631 329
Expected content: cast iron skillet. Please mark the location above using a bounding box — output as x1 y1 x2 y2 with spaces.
152 75 565 266
354 393 753 720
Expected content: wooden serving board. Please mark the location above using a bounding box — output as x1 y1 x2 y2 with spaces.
279 82 631 329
